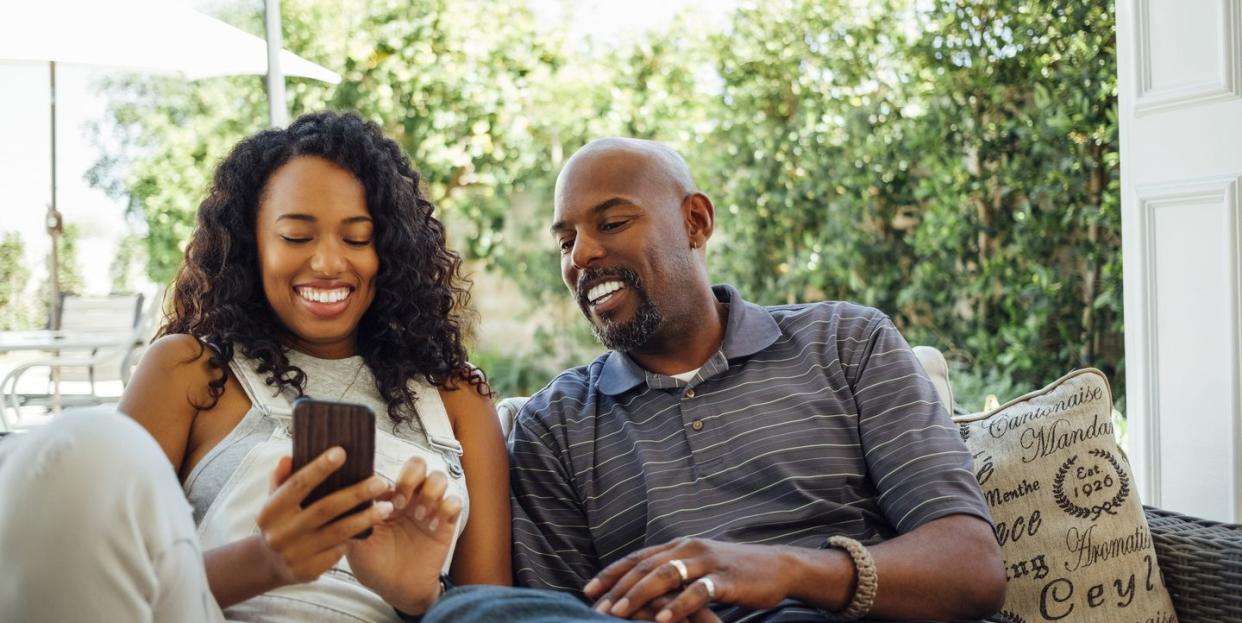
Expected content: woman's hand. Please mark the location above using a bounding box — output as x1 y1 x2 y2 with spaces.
348 455 463 616
254 447 395 587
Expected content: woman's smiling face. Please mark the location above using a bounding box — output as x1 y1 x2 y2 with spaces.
255 155 379 359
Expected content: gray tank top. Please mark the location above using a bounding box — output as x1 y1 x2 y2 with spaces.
183 350 430 523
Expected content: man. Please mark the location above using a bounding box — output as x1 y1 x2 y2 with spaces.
431 138 1006 623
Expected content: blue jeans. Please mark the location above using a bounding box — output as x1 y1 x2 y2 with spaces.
423 586 851 622
423 586 1007 622
424 586 620 623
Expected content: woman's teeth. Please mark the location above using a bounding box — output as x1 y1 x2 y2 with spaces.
588 280 625 305
297 287 351 304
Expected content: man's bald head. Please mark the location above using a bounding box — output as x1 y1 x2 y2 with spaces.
555 137 698 212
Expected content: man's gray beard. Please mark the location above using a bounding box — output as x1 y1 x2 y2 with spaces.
591 297 664 352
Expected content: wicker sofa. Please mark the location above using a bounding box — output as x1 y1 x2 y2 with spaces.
1143 506 1242 622
494 346 1242 623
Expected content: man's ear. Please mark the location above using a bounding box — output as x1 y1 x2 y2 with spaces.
683 192 716 248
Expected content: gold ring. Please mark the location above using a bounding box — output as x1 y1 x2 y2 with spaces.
668 559 690 585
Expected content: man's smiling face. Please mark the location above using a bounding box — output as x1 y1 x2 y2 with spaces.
550 141 697 352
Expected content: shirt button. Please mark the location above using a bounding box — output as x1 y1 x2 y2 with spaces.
691 420 704 431
684 388 696 399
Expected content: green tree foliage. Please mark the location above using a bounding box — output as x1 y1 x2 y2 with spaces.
491 16 715 303
91 0 1123 403
706 0 916 307
0 229 85 330
88 86 331 285
55 223 86 296
87 0 349 284
20 223 88 329
0 232 32 330
702 0 1121 406
88 74 301 284
912 0 1123 402
110 233 147 294
327 0 556 260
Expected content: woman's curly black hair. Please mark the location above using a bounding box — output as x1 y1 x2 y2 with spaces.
158 110 486 428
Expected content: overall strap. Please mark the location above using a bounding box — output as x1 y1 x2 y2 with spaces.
413 383 463 457
227 352 294 420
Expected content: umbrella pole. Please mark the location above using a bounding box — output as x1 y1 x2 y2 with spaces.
264 0 288 127
47 60 64 415
47 61 62 331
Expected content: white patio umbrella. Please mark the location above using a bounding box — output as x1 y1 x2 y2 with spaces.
0 0 341 327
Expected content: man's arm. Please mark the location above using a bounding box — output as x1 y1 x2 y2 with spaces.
509 398 600 594
844 314 1006 613
586 514 1002 622
786 514 1005 618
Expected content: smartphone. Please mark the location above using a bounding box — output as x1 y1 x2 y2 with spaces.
292 398 377 539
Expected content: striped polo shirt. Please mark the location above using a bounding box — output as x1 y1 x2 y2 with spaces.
509 285 991 621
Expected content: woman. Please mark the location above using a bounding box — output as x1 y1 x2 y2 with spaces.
0 111 510 622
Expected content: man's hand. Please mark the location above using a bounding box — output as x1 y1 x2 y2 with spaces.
583 539 793 623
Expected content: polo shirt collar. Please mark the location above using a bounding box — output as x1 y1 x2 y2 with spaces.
714 284 782 360
597 284 782 396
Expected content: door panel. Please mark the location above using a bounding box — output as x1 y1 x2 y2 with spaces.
1119 0 1242 522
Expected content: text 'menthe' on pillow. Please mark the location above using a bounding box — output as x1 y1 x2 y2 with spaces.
953 368 1178 623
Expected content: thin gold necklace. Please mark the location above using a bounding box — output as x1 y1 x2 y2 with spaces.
335 359 366 401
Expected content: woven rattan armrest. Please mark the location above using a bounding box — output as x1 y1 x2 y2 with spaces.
1144 505 1242 623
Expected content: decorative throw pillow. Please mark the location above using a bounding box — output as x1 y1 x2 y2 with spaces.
953 369 1178 623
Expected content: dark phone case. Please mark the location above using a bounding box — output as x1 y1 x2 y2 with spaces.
292 398 376 539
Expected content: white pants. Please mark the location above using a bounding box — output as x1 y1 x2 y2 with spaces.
0 409 224 622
